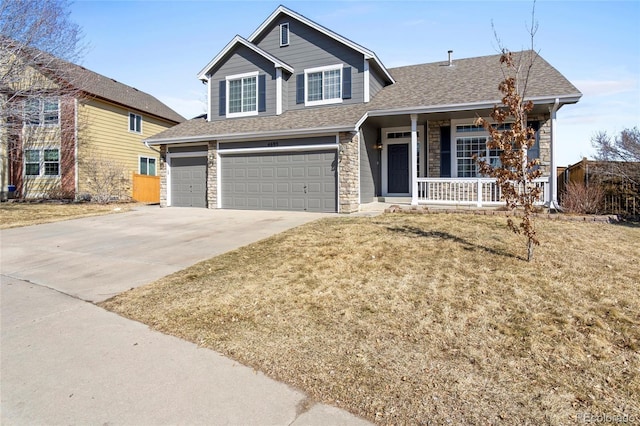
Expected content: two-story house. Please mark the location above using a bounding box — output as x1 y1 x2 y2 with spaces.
2 44 184 201
146 5 581 213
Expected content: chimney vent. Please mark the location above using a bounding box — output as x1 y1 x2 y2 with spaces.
448 50 453 66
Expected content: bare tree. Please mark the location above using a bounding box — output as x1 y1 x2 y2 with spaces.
592 128 640 185
475 4 543 261
1 0 84 199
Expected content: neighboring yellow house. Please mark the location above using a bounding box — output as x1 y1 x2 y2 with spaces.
3 48 184 200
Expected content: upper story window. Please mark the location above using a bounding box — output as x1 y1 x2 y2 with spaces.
24 98 59 126
226 71 259 118
24 148 60 177
304 64 343 106
279 23 289 47
129 113 142 133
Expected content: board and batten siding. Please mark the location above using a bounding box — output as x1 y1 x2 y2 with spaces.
208 45 277 121
252 16 365 111
76 99 174 194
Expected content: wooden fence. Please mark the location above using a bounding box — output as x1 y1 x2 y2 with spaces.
132 173 160 203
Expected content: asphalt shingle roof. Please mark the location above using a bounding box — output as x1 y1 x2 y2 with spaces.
147 51 581 143
61 61 185 123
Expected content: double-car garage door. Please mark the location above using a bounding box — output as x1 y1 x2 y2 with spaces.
221 150 337 212
170 149 337 212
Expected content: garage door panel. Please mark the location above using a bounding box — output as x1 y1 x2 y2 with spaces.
221 150 336 212
171 156 207 208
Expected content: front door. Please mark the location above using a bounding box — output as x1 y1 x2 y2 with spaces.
388 143 409 193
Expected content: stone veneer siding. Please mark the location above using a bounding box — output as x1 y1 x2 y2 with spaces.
427 120 450 178
159 145 167 207
338 131 359 213
207 141 217 209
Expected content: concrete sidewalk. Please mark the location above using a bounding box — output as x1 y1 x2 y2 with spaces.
1 206 372 425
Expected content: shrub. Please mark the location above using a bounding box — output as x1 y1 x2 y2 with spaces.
561 181 604 214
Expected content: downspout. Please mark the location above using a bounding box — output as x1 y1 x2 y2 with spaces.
74 99 79 198
549 98 560 210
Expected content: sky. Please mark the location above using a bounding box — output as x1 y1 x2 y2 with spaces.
69 0 640 166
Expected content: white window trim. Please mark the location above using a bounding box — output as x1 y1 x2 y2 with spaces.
279 22 289 47
304 64 343 107
129 112 142 134
138 155 158 176
452 118 503 178
24 147 61 178
226 71 259 118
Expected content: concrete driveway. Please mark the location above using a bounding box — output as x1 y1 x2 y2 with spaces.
1 206 371 425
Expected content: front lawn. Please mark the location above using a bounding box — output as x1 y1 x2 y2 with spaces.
101 213 640 425
0 202 133 229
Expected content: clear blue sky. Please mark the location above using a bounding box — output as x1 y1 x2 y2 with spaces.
70 0 640 166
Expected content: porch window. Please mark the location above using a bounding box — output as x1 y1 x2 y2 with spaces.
456 137 500 177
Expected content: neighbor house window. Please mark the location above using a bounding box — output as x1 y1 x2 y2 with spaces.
129 113 142 133
24 148 60 176
305 64 342 106
139 156 156 176
280 23 289 46
24 98 59 126
226 71 258 117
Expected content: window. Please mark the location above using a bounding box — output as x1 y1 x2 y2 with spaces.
129 113 142 133
305 65 342 106
24 98 59 126
226 72 258 117
24 148 60 176
139 157 157 176
280 23 289 46
456 137 501 177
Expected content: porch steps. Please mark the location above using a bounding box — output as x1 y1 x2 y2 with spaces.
377 197 411 204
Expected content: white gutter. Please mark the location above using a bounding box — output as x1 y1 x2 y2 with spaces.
362 94 582 119
145 125 354 146
549 97 561 210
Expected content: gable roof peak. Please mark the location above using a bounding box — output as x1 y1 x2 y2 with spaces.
248 5 394 85
197 34 294 81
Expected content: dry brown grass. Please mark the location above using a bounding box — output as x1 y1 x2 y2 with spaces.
0 202 134 229
101 214 640 425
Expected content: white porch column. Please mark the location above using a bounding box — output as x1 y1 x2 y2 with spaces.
411 114 418 206
549 99 560 209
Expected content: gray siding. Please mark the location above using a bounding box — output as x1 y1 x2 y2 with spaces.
253 15 365 111
369 65 387 100
208 45 277 121
359 124 379 202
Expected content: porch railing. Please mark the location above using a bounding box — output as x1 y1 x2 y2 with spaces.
416 177 549 207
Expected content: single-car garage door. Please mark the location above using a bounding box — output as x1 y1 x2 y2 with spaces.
221 150 337 212
171 156 207 207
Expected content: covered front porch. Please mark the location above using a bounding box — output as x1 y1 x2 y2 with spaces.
357 104 560 209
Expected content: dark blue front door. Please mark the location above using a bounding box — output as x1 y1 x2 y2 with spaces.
388 143 409 193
